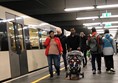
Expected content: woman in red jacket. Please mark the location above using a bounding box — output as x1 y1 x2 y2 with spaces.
44 30 63 78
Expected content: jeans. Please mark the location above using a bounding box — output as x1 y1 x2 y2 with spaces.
62 54 67 70
47 54 60 76
104 55 114 70
91 53 101 71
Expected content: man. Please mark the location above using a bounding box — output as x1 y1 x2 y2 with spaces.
88 27 102 74
67 28 80 51
56 30 67 71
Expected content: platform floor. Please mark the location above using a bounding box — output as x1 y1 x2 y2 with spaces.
3 55 118 83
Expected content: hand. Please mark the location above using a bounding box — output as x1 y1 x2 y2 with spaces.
77 47 81 50
60 52 63 55
69 48 72 51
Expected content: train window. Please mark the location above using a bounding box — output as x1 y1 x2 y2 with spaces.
0 22 9 51
8 22 17 52
29 28 39 49
38 30 48 49
16 24 24 52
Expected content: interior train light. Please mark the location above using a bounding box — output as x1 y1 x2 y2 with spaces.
64 6 94 12
97 4 118 9
76 16 98 20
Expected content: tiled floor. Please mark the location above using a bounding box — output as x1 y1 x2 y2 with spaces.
3 55 118 83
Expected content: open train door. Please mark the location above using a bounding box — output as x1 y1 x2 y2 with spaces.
6 13 28 78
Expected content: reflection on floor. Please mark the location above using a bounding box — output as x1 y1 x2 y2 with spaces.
3 55 118 83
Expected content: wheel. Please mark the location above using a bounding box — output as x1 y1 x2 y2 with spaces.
69 73 72 80
82 72 84 78
66 72 68 78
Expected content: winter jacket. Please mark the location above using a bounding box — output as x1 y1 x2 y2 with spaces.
55 34 67 54
102 33 116 55
44 37 63 56
80 36 87 51
67 34 80 50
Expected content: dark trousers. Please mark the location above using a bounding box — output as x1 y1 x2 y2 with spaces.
91 54 101 71
82 50 87 65
62 54 67 70
104 55 114 71
47 54 60 76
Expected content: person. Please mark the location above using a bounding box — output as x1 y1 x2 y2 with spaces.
56 30 67 71
102 29 116 74
80 32 88 67
67 28 80 51
44 30 63 78
88 27 102 74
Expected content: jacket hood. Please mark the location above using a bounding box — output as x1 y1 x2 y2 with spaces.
105 33 110 39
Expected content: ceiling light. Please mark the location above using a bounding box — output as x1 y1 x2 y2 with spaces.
87 26 102 29
97 4 118 9
104 26 118 28
103 21 118 24
76 16 98 20
101 15 118 18
83 22 101 26
109 29 118 30
64 6 94 12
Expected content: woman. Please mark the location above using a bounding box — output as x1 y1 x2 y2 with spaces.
102 29 116 74
80 32 87 67
44 30 63 78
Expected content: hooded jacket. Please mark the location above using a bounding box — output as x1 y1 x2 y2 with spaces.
102 33 116 55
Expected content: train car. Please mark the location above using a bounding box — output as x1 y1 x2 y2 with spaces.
0 6 62 81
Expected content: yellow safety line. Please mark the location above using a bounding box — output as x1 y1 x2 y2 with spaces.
32 67 65 83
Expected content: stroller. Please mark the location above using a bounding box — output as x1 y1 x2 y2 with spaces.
66 50 84 80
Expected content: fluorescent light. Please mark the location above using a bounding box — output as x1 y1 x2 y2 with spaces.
76 15 118 20
101 15 118 18
83 22 101 26
87 26 103 29
104 26 118 28
103 21 118 24
109 29 118 31
97 4 118 9
76 16 98 20
64 6 94 12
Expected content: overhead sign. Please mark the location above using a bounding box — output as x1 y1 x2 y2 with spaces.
105 23 112 27
102 12 111 18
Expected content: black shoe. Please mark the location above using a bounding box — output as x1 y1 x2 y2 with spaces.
50 74 53 78
93 70 96 74
98 70 101 74
57 72 60 76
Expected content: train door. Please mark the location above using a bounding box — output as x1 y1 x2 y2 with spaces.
6 13 28 78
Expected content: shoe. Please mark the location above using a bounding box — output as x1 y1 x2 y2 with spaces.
93 70 96 74
107 70 112 74
97 70 101 74
110 68 115 74
50 74 53 78
110 68 115 72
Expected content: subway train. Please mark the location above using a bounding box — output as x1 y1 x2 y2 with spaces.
0 6 65 81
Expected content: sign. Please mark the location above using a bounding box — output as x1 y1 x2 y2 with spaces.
105 23 112 27
102 12 111 18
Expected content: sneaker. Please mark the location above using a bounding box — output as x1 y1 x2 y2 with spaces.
93 70 96 74
107 70 112 74
110 68 115 72
98 70 101 74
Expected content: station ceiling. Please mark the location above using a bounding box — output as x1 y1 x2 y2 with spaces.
0 0 118 34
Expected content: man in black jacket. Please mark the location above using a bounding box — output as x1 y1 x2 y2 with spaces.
56 30 67 71
67 28 80 51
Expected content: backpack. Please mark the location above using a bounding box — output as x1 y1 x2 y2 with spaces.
89 34 102 54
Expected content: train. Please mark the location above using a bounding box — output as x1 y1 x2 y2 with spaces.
0 6 66 81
